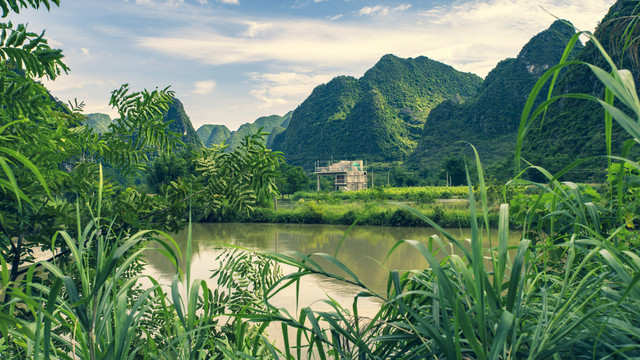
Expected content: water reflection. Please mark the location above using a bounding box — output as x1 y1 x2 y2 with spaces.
143 223 522 350
144 223 521 295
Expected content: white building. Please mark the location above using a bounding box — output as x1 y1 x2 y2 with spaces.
313 160 367 191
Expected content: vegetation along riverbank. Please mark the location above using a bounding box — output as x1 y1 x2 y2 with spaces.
2 0 640 359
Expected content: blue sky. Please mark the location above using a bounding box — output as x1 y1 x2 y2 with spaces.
11 0 615 130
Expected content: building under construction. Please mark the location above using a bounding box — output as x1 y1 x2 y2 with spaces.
313 160 367 191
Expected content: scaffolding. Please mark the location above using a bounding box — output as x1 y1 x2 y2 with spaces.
313 160 367 191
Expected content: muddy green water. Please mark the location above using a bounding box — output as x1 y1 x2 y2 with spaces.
143 222 521 353
144 223 521 311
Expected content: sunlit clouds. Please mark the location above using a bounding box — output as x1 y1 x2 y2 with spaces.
358 4 412 16
137 0 613 78
248 72 335 109
192 80 217 94
9 0 616 130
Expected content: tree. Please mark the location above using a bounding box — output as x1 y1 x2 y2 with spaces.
196 131 283 220
389 165 419 187
442 156 466 186
146 150 196 193
0 0 183 282
276 162 309 195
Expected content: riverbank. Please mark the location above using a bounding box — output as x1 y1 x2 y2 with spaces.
231 200 504 228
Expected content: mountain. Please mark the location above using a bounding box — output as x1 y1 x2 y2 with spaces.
226 112 292 151
196 124 231 147
407 20 581 174
266 125 286 148
84 113 112 133
196 124 216 144
82 101 201 147
520 0 640 181
271 54 483 168
162 98 202 147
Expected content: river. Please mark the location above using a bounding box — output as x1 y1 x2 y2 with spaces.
144 222 521 313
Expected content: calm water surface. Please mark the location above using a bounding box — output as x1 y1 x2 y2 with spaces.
144 223 522 314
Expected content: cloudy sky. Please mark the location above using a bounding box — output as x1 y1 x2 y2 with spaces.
10 0 615 130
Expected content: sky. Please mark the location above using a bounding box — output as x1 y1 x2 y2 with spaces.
10 0 616 131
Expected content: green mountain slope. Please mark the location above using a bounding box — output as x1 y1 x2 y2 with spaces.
196 125 216 144
226 111 292 151
408 20 580 173
266 125 286 148
162 98 202 147
84 113 112 133
272 55 483 168
197 124 231 147
205 125 231 147
520 0 640 181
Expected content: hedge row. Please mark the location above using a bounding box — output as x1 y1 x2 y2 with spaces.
230 202 500 228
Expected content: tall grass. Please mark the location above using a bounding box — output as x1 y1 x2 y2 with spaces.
3 21 640 360
0 168 281 359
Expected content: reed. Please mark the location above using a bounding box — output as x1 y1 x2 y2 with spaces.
2 20 640 360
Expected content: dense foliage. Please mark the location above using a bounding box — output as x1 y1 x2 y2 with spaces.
272 54 483 168
275 162 309 195
520 0 640 181
293 185 468 203
3 0 640 359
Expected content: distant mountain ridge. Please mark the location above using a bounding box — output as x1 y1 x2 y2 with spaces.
195 111 292 150
408 20 581 173
272 54 483 168
81 98 201 148
226 112 292 151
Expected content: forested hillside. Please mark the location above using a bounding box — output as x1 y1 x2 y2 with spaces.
520 1 640 181
84 113 112 133
196 112 291 150
226 112 291 151
272 54 482 168
197 124 231 147
162 97 202 146
408 20 580 177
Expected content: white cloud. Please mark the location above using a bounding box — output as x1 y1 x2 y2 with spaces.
137 0 613 79
248 71 334 108
241 21 273 38
359 4 411 16
192 80 216 94
359 5 388 16
328 14 343 21
219 0 239 4
81 48 90 56
28 0 616 132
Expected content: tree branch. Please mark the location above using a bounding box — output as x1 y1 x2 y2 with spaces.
138 188 207 221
